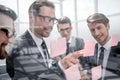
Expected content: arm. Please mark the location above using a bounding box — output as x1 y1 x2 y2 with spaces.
6 56 14 78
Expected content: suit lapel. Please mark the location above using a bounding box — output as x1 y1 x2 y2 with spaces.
23 30 43 59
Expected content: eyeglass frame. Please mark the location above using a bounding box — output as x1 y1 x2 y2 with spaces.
36 14 58 24
0 27 16 38
59 27 71 33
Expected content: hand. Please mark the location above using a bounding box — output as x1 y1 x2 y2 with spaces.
55 56 62 61
61 51 83 69
81 74 90 80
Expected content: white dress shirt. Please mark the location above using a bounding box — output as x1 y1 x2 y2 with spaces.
97 37 112 80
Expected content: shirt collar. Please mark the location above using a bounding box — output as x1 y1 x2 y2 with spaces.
67 37 72 43
28 29 43 46
98 36 112 51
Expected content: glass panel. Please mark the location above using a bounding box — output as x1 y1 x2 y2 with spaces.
98 0 120 15
77 0 95 20
71 23 77 36
77 21 95 41
16 23 29 37
0 0 18 15
19 0 35 22
55 4 61 18
109 15 120 36
62 0 75 22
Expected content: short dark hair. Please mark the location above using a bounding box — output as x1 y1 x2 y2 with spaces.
87 13 109 25
0 5 17 21
57 16 71 27
29 0 55 16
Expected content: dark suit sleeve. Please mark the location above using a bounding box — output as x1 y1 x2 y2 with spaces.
6 40 20 78
76 37 85 50
6 56 15 78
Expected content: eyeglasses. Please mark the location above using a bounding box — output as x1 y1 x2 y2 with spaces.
59 27 71 33
37 14 58 24
0 27 16 38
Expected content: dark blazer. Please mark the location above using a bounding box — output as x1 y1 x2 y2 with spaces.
61 37 84 58
68 37 84 53
6 31 66 80
86 42 120 80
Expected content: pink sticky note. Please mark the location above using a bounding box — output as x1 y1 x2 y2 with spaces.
80 41 95 57
65 64 81 80
111 35 119 46
50 38 66 58
92 65 102 80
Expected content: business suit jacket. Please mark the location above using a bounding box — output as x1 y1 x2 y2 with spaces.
6 30 66 80
86 42 120 80
61 37 84 58
68 36 84 53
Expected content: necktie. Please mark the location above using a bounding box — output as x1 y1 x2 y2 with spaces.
98 47 105 65
66 43 70 55
41 40 50 67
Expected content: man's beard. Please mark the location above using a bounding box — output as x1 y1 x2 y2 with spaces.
0 44 8 59
34 27 52 37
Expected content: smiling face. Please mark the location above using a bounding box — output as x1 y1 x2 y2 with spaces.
30 6 56 38
88 22 110 46
0 13 14 59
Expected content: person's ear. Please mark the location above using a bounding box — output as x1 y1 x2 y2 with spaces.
107 23 110 30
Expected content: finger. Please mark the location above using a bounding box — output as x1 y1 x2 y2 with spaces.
72 51 84 59
64 61 74 69
70 58 79 64
70 58 83 70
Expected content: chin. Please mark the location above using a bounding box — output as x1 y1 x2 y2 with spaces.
43 34 50 37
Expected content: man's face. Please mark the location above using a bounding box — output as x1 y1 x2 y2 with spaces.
58 23 72 41
0 30 8 59
0 13 14 59
88 22 110 45
33 6 56 38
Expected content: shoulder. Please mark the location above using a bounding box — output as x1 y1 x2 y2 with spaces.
111 41 120 54
72 36 84 42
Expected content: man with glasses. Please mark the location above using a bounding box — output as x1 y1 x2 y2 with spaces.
57 16 84 58
0 4 17 79
0 4 17 59
6 0 84 80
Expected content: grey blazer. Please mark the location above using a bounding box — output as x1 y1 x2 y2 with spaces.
68 37 84 53
60 36 84 59
6 30 65 80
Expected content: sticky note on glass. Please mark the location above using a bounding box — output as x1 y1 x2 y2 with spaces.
111 35 119 46
65 64 81 80
50 38 66 58
80 41 95 57
92 65 102 80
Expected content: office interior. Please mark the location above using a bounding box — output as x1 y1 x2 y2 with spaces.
0 0 120 79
